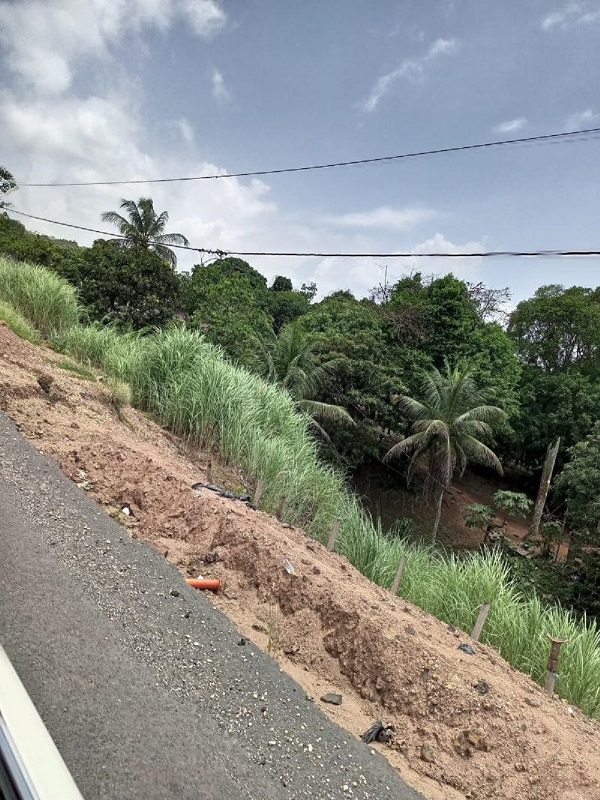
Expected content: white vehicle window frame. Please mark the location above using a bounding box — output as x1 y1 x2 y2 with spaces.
0 646 83 800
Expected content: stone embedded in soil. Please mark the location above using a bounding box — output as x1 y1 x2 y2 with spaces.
453 731 474 758
320 693 343 706
421 743 436 763
465 728 489 752
525 697 541 707
37 373 54 394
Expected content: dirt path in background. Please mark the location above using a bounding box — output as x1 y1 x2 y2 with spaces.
0 323 598 800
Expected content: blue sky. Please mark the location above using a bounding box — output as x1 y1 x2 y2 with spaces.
1 0 600 302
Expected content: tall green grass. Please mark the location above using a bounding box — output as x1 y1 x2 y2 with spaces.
339 514 600 716
3 256 600 717
0 300 41 344
56 324 348 533
0 256 79 338
52 322 143 378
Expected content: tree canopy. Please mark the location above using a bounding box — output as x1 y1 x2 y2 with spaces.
101 198 189 267
508 284 600 374
79 239 180 328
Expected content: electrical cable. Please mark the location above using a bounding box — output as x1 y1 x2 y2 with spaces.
6 208 600 260
17 127 600 188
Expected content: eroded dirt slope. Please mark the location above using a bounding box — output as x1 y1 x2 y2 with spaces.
0 324 598 800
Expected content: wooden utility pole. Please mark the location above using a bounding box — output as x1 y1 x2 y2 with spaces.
530 438 560 538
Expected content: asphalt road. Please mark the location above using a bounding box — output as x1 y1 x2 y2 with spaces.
0 412 423 800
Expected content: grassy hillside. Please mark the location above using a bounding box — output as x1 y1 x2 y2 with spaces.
2 254 600 717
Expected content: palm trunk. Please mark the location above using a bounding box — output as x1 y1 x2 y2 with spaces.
432 486 444 544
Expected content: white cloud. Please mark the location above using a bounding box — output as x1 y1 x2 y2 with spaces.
0 0 226 94
0 1 481 301
179 0 227 37
174 117 195 144
0 92 149 170
3 93 277 273
493 117 527 134
564 108 600 130
211 69 230 103
326 206 436 231
542 2 600 30
362 38 459 112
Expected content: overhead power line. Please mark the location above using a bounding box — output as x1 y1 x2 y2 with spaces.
17 127 600 188
7 207 600 259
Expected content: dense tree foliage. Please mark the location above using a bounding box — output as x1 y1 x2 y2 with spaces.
504 285 600 472
556 423 600 539
184 259 272 360
79 240 180 328
0 213 84 283
509 285 600 374
269 286 310 332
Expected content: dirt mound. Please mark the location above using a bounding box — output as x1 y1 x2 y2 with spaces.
0 324 598 800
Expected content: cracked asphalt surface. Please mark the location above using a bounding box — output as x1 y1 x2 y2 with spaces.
0 412 423 800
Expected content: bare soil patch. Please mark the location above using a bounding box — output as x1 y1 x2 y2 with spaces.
0 324 598 800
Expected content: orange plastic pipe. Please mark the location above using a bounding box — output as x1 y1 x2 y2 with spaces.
186 577 221 591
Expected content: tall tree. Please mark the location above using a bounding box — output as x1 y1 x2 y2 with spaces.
185 260 272 360
270 275 293 292
384 364 506 543
503 284 600 472
79 239 180 328
300 291 418 424
0 166 16 208
503 367 600 472
384 272 520 412
508 284 600 374
101 198 189 267
248 321 354 439
555 423 600 602
555 423 600 538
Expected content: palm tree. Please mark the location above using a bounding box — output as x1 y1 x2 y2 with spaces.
384 363 506 543
249 321 354 439
101 198 189 267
